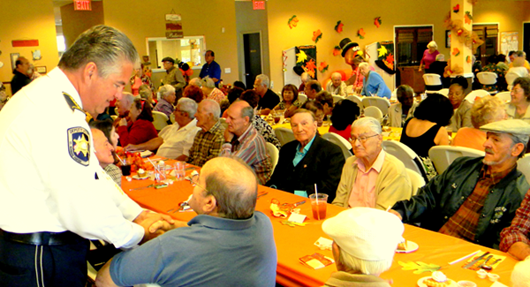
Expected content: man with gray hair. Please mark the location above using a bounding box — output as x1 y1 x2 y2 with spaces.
333 117 412 210
0 25 173 286
391 119 530 248
253 74 280 114
509 50 530 71
326 72 347 97
153 84 176 118
161 56 186 98
322 207 404 286
96 157 277 287
222 101 272 184
187 99 225 167
125 98 200 160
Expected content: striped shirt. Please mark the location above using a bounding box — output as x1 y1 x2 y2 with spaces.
187 121 225 167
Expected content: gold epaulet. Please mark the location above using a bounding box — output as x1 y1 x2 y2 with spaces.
63 92 83 112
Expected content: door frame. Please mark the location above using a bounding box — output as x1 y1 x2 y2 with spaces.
472 22 501 59
393 24 435 68
522 21 530 59
238 30 264 87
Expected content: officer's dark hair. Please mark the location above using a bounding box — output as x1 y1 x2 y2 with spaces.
206 50 215 57
58 25 139 78
133 97 154 122
89 119 114 143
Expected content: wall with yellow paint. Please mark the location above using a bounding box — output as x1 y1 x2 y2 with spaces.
0 1 58 92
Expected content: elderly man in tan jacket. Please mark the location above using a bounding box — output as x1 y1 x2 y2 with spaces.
332 117 413 210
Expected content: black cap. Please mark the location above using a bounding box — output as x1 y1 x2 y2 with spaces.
161 57 175 64
339 38 360 57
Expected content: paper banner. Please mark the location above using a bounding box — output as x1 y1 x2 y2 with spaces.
165 14 183 38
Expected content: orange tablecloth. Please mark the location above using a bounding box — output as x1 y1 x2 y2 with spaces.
122 162 517 287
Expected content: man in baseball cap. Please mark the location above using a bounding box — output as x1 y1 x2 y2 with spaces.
322 207 403 286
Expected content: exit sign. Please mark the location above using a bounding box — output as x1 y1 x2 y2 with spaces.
74 0 91 11
253 0 265 10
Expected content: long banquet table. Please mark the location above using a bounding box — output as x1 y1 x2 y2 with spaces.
122 162 517 286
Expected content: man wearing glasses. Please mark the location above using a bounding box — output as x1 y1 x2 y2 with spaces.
333 117 412 210
96 157 277 287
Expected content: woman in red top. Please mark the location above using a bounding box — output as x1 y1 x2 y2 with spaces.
117 97 158 147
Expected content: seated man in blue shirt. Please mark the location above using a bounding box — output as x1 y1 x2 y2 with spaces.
267 109 345 201
96 157 278 287
359 62 391 99
199 50 221 87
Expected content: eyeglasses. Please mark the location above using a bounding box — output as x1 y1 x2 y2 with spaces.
190 174 208 192
349 134 378 144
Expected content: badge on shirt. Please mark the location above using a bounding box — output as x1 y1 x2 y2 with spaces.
67 127 90 166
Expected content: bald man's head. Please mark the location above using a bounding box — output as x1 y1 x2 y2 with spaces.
226 100 253 136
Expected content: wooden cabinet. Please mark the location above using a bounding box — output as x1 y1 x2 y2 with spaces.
399 66 425 94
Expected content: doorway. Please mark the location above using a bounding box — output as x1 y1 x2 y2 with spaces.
523 22 530 61
473 24 499 66
243 32 262 88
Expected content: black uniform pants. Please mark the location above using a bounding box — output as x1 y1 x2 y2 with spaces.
0 233 89 287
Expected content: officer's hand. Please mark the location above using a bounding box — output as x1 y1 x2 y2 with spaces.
135 211 176 243
148 218 188 234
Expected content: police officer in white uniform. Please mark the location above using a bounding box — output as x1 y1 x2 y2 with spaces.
0 25 175 287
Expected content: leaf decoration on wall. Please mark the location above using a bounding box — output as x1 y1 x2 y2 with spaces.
465 11 473 24
357 28 366 39
452 48 461 57
466 55 472 63
288 15 299 29
305 59 317 72
453 4 460 13
374 17 382 28
335 21 344 33
318 61 329 73
312 30 323 43
398 261 441 274
377 45 388 58
333 46 341 56
296 50 308 63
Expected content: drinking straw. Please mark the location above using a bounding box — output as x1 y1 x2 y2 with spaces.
314 183 320 220
385 206 391 212
115 153 125 165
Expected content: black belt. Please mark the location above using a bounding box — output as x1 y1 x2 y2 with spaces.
0 229 82 246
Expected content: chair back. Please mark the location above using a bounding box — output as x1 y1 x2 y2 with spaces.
423 73 442 86
406 168 425 195
438 88 449 97
363 106 383 123
152 111 169 131
382 140 429 182
517 156 530 185
332 95 344 103
476 72 498 85
464 89 490 104
345 95 363 110
274 127 296 146
169 113 176 124
505 71 519 90
298 94 308 104
495 91 511 103
428 145 484 174
362 97 390 115
265 142 280 173
322 132 353 160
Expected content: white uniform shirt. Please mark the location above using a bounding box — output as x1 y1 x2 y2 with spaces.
156 118 200 159
0 67 144 248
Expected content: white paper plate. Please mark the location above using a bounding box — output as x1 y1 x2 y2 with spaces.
417 276 457 287
396 240 419 253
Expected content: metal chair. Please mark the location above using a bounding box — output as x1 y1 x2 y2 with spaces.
517 156 530 185
506 71 519 91
406 168 425 196
322 132 353 160
495 91 511 103
428 145 484 175
423 74 443 93
363 106 383 123
476 72 498 94
362 97 390 116
464 89 490 104
274 127 296 146
382 140 429 183
345 95 363 111
437 88 449 97
152 111 169 131
332 95 344 104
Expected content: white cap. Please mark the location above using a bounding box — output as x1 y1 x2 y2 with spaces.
322 207 404 261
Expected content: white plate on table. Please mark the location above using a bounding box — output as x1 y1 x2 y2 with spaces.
132 175 149 180
396 240 419 253
417 276 457 287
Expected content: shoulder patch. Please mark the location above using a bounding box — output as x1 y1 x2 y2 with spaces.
63 92 83 112
67 127 90 166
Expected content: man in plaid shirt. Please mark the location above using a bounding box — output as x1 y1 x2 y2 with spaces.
500 189 530 260
187 100 225 167
390 120 530 248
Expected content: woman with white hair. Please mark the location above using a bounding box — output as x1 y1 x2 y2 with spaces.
419 41 440 73
153 84 176 118
201 76 226 104
322 207 404 286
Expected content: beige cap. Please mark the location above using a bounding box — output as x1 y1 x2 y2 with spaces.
480 119 530 135
322 207 404 261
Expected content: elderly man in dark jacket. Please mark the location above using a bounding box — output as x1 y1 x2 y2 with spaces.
391 119 530 249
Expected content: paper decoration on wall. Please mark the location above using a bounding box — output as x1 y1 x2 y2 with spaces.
374 17 382 28
335 21 344 33
295 45 317 79
282 51 288 72
500 32 519 55
288 15 299 29
452 48 460 57
445 62 464 76
464 11 473 24
357 29 366 39
466 56 472 63
444 12 484 53
318 62 329 73
333 46 341 56
165 14 183 38
312 30 323 43
32 50 41 61
375 41 395 74
453 4 460 13
399 261 441 274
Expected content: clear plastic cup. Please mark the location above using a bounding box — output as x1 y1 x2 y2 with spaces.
174 161 186 181
309 193 328 220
